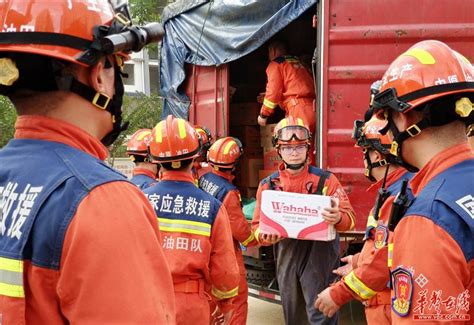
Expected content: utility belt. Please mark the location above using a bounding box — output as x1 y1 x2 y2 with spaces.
283 97 314 110
363 289 391 307
174 279 204 294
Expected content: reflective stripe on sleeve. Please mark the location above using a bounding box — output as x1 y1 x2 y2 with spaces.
263 98 277 109
212 285 239 300
241 232 255 247
343 270 377 300
254 227 262 243
0 257 24 298
388 243 394 267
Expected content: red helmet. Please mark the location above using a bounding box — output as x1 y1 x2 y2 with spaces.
353 117 392 150
149 115 201 165
371 41 474 172
354 117 401 180
0 0 132 67
272 116 311 147
127 129 152 157
194 125 212 152
207 137 243 168
372 40 474 116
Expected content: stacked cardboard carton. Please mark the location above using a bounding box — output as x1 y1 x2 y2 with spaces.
260 123 281 180
230 102 263 198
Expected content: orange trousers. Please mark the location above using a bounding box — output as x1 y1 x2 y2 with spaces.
286 100 315 134
228 272 249 325
175 290 210 325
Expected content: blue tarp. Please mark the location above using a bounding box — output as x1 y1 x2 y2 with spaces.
159 0 317 119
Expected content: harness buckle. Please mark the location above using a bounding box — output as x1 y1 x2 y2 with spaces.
390 141 399 156
92 92 111 110
406 124 421 137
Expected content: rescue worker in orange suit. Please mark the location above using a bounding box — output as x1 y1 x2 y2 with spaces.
257 40 316 140
0 1 175 323
251 116 356 324
193 125 213 183
127 128 158 189
315 116 414 324
144 115 240 325
199 137 259 325
369 40 474 323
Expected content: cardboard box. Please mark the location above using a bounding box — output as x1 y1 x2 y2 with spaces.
241 148 263 159
230 126 261 149
235 158 264 187
259 190 335 241
230 103 260 126
260 123 277 148
260 124 277 138
263 149 282 170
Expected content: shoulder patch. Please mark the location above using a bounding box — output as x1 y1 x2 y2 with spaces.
391 267 414 317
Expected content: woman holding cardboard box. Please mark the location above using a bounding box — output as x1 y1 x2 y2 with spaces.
251 116 356 324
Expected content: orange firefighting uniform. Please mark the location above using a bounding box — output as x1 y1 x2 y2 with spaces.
192 161 212 185
390 144 473 324
252 164 355 324
260 55 316 133
130 167 157 189
330 168 412 324
0 116 175 324
144 171 240 325
199 169 259 324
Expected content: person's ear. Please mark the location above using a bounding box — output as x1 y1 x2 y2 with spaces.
372 150 383 162
88 59 108 94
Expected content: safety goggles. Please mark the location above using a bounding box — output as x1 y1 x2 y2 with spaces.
279 144 308 155
276 125 311 142
352 120 365 143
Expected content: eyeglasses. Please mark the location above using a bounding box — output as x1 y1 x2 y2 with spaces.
279 144 308 155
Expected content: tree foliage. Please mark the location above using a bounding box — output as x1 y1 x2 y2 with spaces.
0 96 16 148
108 92 163 162
130 0 164 25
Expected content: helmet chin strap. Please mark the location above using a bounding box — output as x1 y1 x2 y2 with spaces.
385 116 429 173
64 62 128 146
285 161 306 170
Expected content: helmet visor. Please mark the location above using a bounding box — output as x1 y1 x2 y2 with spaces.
277 125 310 142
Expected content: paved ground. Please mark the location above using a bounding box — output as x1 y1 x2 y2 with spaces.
247 296 285 325
247 296 367 325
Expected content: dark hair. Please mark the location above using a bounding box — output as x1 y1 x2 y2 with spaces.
268 39 288 53
0 53 70 97
160 159 193 171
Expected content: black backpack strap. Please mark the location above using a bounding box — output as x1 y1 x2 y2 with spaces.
263 176 274 190
315 170 331 195
263 170 282 191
